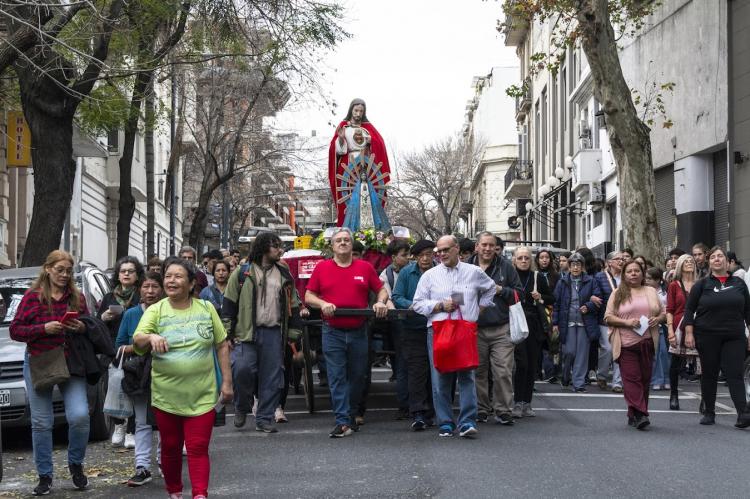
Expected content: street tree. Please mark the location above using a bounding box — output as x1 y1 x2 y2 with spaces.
502 0 667 264
3 2 125 266
391 135 478 238
182 2 347 250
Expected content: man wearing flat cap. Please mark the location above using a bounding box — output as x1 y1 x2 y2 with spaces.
392 239 438 430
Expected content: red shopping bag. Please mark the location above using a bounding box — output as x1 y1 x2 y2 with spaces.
431 309 479 373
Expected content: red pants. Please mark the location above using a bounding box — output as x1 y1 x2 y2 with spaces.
154 407 215 497
617 341 655 418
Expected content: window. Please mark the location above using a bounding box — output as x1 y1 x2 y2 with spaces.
593 208 603 227
534 101 541 167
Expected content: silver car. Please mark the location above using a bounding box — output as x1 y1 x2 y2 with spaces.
0 263 113 440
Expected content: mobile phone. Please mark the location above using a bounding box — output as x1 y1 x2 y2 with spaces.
108 304 124 316
450 292 465 306
61 311 79 324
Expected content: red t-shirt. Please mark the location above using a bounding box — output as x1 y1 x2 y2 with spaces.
306 259 383 329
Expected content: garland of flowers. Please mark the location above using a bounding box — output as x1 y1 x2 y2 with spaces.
313 228 414 253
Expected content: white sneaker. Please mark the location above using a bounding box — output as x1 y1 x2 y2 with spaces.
124 433 135 449
275 407 288 423
111 424 126 447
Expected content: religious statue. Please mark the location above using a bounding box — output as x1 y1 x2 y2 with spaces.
328 98 391 231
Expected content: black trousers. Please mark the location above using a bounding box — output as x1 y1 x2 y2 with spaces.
514 315 542 404
695 333 748 414
402 326 434 416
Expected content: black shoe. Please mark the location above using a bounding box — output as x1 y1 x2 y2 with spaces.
234 411 247 428
33 475 52 496
69 463 88 490
411 418 426 431
547 376 559 384
735 411 750 429
699 412 715 425
574 387 587 393
494 413 514 425
476 412 488 423
669 393 680 411
255 421 278 433
634 415 650 430
127 467 152 487
329 424 354 438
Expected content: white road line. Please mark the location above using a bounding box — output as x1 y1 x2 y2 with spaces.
226 407 735 417
682 390 736 412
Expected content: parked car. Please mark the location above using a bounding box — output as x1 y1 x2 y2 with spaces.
0 262 114 440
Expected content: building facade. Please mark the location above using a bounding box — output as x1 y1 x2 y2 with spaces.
503 0 741 260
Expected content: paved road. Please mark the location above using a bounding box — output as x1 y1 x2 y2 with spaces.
1 371 748 498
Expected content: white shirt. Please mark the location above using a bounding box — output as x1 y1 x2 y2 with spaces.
379 266 400 297
412 261 496 326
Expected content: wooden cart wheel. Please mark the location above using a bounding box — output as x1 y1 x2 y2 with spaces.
301 325 315 414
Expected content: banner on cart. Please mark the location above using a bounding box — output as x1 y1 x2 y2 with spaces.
298 258 322 278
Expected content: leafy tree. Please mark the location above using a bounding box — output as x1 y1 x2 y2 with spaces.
501 0 667 264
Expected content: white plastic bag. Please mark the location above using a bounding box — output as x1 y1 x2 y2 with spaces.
103 350 133 418
509 290 529 344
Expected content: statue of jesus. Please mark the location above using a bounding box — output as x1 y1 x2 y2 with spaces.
328 98 391 231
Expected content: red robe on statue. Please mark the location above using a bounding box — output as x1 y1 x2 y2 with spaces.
328 120 391 227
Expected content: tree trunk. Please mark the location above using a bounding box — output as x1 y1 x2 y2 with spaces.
145 82 155 258
188 176 215 251
17 90 76 266
577 0 663 264
116 70 152 259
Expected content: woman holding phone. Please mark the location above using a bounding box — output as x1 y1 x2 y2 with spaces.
10 250 91 496
116 271 164 487
99 255 144 448
133 257 232 499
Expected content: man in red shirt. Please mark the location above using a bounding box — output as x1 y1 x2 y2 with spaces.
306 228 389 437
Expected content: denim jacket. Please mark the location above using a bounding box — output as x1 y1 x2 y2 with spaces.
552 273 602 343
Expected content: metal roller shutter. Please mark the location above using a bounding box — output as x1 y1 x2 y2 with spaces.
654 166 675 255
713 150 729 250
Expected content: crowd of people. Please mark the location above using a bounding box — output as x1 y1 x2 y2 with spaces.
8 233 750 497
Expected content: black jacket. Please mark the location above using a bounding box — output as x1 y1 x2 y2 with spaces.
97 292 140 343
469 254 523 327
68 315 115 385
683 274 750 336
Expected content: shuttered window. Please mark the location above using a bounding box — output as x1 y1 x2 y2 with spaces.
654 166 676 255
713 149 729 249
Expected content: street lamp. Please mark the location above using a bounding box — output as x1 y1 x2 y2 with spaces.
548 176 560 188
525 201 534 213
564 155 574 170
555 166 565 179
538 184 550 197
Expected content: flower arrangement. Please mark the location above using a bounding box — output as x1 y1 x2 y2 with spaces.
312 227 399 253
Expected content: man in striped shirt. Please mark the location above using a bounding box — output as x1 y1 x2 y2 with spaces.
412 235 496 438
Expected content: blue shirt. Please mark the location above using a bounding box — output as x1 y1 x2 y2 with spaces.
116 304 145 349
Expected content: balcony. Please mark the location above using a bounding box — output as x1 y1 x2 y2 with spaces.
504 160 533 199
501 10 529 47
515 91 532 122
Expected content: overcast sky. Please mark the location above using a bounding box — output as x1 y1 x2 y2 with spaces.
273 0 519 182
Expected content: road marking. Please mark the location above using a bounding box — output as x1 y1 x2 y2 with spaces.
682 390 736 412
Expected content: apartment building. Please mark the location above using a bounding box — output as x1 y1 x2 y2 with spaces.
503 0 741 259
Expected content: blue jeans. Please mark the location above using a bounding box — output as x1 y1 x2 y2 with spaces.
231 326 284 424
427 327 477 429
651 325 671 386
23 353 90 477
563 325 590 390
322 324 369 426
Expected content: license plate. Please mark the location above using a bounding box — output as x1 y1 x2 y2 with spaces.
0 389 10 407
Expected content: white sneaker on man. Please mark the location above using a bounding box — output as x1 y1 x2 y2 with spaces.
111 424 126 447
275 407 288 423
124 433 135 449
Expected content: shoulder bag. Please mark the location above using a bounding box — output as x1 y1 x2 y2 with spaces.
29 346 70 390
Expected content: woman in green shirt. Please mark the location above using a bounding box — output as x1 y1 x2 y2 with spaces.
134 258 232 499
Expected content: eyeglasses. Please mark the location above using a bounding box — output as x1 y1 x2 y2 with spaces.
516 256 531 261
435 246 455 254
51 266 73 276
119 269 137 275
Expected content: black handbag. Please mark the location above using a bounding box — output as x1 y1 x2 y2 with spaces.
29 346 70 390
